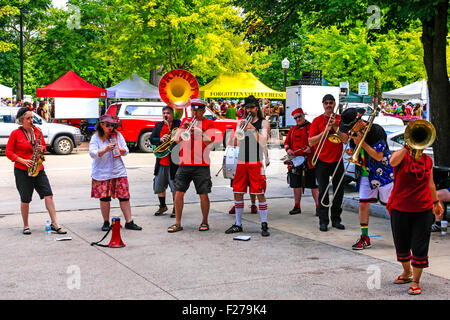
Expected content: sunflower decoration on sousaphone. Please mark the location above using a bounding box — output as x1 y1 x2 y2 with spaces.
153 69 199 158
159 69 199 111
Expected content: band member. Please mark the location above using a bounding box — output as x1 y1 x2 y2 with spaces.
225 95 271 237
89 114 142 231
150 106 181 217
387 134 443 295
308 94 348 232
167 99 215 233
5 107 66 235
284 107 319 215
339 108 394 250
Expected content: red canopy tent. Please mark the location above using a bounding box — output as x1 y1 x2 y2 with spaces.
36 70 106 98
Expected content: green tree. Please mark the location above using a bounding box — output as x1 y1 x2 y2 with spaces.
106 0 251 85
306 24 427 103
235 0 449 166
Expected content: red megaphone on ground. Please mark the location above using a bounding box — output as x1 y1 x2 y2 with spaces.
108 217 126 248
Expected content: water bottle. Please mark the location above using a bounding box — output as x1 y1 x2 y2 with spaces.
45 220 52 242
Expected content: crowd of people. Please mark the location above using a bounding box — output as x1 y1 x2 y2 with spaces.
1 97 54 121
4 93 448 297
380 100 426 121
207 98 284 122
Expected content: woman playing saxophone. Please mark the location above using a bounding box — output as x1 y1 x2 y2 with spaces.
5 107 66 235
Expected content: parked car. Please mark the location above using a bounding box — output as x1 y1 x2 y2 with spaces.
106 101 238 152
0 107 84 155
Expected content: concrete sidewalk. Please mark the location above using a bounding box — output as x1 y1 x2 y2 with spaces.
1 195 449 300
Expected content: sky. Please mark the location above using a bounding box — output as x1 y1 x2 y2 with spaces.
52 0 68 9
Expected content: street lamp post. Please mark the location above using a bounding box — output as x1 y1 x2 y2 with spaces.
281 57 290 127
19 8 28 101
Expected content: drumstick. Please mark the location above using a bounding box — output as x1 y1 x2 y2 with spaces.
215 166 223 177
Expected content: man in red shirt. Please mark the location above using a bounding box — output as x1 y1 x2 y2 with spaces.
168 99 215 233
284 108 319 215
150 106 181 217
308 94 348 232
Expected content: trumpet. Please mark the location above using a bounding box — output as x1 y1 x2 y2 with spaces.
180 118 198 141
235 114 253 141
312 104 341 166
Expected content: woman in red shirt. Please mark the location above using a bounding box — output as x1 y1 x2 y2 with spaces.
387 140 443 295
5 107 66 235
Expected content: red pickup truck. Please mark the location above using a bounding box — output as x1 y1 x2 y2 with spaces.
106 101 238 152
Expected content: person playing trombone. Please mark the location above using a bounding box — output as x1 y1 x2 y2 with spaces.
150 106 181 217
284 107 319 215
308 94 348 232
339 107 394 250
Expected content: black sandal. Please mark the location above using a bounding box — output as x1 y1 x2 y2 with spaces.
199 222 209 231
51 224 67 234
23 228 31 235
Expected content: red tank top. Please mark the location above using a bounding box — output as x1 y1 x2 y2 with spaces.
386 151 433 213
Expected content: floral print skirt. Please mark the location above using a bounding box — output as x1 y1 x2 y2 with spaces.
91 177 130 199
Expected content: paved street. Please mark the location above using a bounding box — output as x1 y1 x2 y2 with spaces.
0 147 449 301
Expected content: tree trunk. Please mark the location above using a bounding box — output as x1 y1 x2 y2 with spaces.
421 1 449 167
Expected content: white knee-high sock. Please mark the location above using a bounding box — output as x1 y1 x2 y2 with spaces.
259 202 268 223
235 201 244 226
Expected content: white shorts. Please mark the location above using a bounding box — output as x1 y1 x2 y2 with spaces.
359 176 393 205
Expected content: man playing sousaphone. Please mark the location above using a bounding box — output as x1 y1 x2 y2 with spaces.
224 95 271 237
150 106 181 217
339 107 394 250
284 107 319 215
308 94 348 232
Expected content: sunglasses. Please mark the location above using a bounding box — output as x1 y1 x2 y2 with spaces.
294 115 304 119
323 101 334 105
102 122 115 128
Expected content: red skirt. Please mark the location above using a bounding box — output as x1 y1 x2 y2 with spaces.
91 177 130 199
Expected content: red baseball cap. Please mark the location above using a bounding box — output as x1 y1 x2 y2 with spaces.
291 108 304 117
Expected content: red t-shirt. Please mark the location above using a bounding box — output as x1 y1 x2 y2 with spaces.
386 152 433 213
6 127 46 171
159 123 171 166
309 114 343 163
178 117 215 166
284 122 315 168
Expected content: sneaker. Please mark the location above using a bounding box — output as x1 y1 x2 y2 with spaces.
289 206 301 215
352 235 372 250
228 206 235 214
154 205 168 216
101 221 110 231
261 222 270 237
250 204 258 214
225 224 243 234
125 220 142 231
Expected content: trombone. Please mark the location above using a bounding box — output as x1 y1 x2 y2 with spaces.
312 104 342 166
180 118 198 141
235 114 253 141
319 107 379 208
153 120 178 158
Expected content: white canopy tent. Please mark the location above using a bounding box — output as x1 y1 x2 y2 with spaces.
0 84 13 98
382 79 429 120
106 73 160 99
382 79 428 102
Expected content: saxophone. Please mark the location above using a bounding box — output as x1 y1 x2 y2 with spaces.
28 126 45 177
